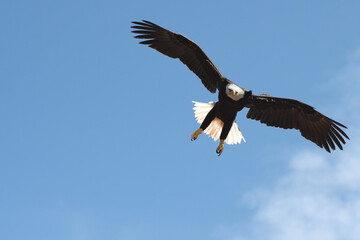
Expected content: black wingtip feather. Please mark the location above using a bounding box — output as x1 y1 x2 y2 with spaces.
139 40 154 45
142 20 160 27
131 30 152 34
134 34 153 39
323 141 331 153
330 126 346 144
329 131 343 150
328 117 348 129
131 20 162 30
332 123 350 140
131 21 149 26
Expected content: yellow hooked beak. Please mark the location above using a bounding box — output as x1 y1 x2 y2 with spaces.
231 90 236 97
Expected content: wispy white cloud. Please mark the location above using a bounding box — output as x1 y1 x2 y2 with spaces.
247 146 360 240
225 48 360 240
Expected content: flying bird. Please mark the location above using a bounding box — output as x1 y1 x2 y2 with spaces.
131 20 349 156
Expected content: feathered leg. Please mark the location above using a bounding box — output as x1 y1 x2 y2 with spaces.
191 104 218 141
216 116 236 156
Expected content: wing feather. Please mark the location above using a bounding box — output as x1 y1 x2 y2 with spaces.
245 94 349 152
131 20 224 93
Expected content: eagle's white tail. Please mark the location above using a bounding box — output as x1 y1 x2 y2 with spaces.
192 101 245 145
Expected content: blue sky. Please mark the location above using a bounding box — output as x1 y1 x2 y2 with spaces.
1 1 360 239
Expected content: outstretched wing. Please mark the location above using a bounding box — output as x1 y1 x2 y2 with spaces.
245 94 349 152
131 20 224 93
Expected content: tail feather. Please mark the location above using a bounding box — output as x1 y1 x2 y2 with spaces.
192 101 245 145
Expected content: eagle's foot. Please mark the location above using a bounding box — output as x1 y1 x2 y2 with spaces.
216 140 225 156
191 128 203 141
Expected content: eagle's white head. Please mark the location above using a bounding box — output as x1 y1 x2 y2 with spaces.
226 83 245 101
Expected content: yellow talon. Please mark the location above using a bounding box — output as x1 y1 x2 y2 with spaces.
191 128 203 141
216 140 225 156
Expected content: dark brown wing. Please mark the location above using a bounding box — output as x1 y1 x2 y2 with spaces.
245 94 349 152
131 20 224 93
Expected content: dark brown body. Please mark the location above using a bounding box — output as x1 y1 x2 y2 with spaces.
200 81 252 140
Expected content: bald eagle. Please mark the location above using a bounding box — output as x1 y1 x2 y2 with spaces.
131 20 349 156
